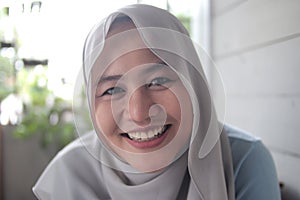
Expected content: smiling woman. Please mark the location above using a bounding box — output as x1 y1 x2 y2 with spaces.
93 46 193 169
32 4 281 200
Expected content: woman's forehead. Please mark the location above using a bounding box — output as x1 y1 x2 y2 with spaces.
102 49 162 76
90 18 156 83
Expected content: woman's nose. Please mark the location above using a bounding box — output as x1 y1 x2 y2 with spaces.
128 87 153 124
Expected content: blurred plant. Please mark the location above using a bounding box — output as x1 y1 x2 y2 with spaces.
0 55 15 100
0 63 76 149
176 13 191 33
0 5 76 150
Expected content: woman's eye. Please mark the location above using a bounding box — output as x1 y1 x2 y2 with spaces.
147 77 172 88
102 87 125 96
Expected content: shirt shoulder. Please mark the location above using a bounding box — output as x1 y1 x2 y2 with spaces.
224 124 281 200
225 124 260 167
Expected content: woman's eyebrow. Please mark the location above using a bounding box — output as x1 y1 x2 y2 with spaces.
98 75 122 84
98 61 167 84
144 61 168 73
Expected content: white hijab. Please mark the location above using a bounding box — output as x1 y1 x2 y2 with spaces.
34 4 235 200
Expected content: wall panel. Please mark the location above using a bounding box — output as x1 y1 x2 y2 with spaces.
212 0 300 58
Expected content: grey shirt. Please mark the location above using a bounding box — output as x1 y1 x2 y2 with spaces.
226 125 281 199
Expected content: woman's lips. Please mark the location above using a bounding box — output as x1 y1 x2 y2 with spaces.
121 124 171 149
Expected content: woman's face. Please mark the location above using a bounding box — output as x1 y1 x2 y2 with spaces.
93 21 193 170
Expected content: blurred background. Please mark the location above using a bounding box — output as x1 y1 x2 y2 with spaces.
0 0 299 199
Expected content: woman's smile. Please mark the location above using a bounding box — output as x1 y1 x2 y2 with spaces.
121 124 172 149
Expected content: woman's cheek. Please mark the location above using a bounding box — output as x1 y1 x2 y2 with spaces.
95 102 115 137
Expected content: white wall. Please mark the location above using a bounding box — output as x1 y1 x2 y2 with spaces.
211 0 300 197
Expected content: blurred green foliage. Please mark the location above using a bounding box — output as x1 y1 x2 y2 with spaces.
0 58 76 149
0 56 14 100
13 66 76 149
176 13 191 34
0 5 77 150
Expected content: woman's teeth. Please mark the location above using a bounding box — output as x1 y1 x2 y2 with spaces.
127 125 168 141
